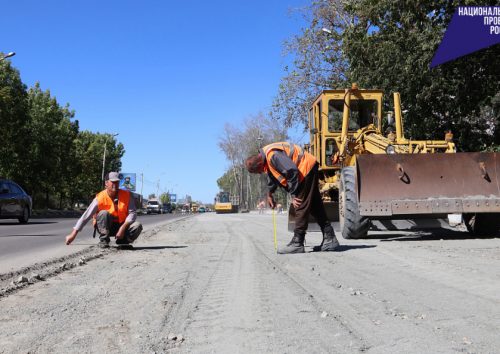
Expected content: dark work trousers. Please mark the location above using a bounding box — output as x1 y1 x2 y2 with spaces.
294 163 328 235
95 210 143 243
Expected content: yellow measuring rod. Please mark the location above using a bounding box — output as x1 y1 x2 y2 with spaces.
272 208 277 251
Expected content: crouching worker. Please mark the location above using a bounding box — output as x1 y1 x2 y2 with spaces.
65 172 143 248
245 142 340 254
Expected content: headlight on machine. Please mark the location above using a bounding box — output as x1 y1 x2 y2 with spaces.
385 145 396 154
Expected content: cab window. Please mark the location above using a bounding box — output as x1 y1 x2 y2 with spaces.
328 99 378 132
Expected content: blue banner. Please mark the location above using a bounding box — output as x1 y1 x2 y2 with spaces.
431 6 500 68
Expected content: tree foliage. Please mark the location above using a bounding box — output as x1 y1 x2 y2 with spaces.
217 113 288 209
71 131 124 205
160 192 170 204
0 57 125 209
272 1 352 127
25 83 79 207
273 0 500 151
343 0 500 151
0 58 30 182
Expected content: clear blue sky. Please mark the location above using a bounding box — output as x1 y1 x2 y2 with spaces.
2 0 308 204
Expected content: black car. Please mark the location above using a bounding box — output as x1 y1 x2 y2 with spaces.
0 179 32 223
162 203 172 214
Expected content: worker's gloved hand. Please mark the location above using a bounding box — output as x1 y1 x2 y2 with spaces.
267 193 276 209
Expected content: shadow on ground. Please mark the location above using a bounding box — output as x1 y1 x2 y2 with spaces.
310 244 376 252
373 229 499 241
128 245 188 250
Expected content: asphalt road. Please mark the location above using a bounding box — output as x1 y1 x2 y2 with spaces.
0 213 184 273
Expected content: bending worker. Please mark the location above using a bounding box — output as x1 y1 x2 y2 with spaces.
245 142 340 254
65 172 143 248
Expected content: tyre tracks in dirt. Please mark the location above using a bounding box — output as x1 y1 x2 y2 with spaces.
244 214 500 353
151 215 364 353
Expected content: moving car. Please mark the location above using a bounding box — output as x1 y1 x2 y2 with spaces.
146 200 162 214
0 179 32 223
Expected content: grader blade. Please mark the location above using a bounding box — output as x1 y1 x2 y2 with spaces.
356 152 500 217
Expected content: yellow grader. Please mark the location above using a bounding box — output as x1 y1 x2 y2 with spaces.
289 84 500 238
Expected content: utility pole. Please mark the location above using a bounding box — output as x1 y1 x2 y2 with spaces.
140 173 144 198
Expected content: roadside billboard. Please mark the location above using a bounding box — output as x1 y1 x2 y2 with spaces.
119 173 137 192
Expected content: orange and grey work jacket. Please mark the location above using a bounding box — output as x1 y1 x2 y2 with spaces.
96 189 131 223
260 142 317 196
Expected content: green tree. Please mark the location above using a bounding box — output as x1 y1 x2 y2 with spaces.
217 113 288 209
1 57 126 209
72 131 124 205
26 83 78 208
216 168 241 197
274 1 500 151
272 1 352 127
160 192 170 204
343 0 500 151
0 56 30 184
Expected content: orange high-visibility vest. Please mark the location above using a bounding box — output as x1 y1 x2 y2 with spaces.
262 142 317 188
96 189 130 223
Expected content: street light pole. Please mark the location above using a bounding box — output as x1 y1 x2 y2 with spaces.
0 52 15 61
101 133 119 185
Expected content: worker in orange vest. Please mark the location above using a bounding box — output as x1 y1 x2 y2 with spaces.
65 172 143 248
245 142 340 254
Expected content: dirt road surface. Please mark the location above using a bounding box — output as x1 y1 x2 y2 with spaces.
0 212 499 353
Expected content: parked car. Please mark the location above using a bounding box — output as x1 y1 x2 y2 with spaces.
0 179 32 223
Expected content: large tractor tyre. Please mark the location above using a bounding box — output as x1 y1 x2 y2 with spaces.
339 166 370 239
463 213 500 237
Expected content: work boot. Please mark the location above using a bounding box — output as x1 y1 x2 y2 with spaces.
313 223 340 252
277 232 305 254
116 240 134 250
115 237 131 245
98 237 110 249
116 234 136 249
